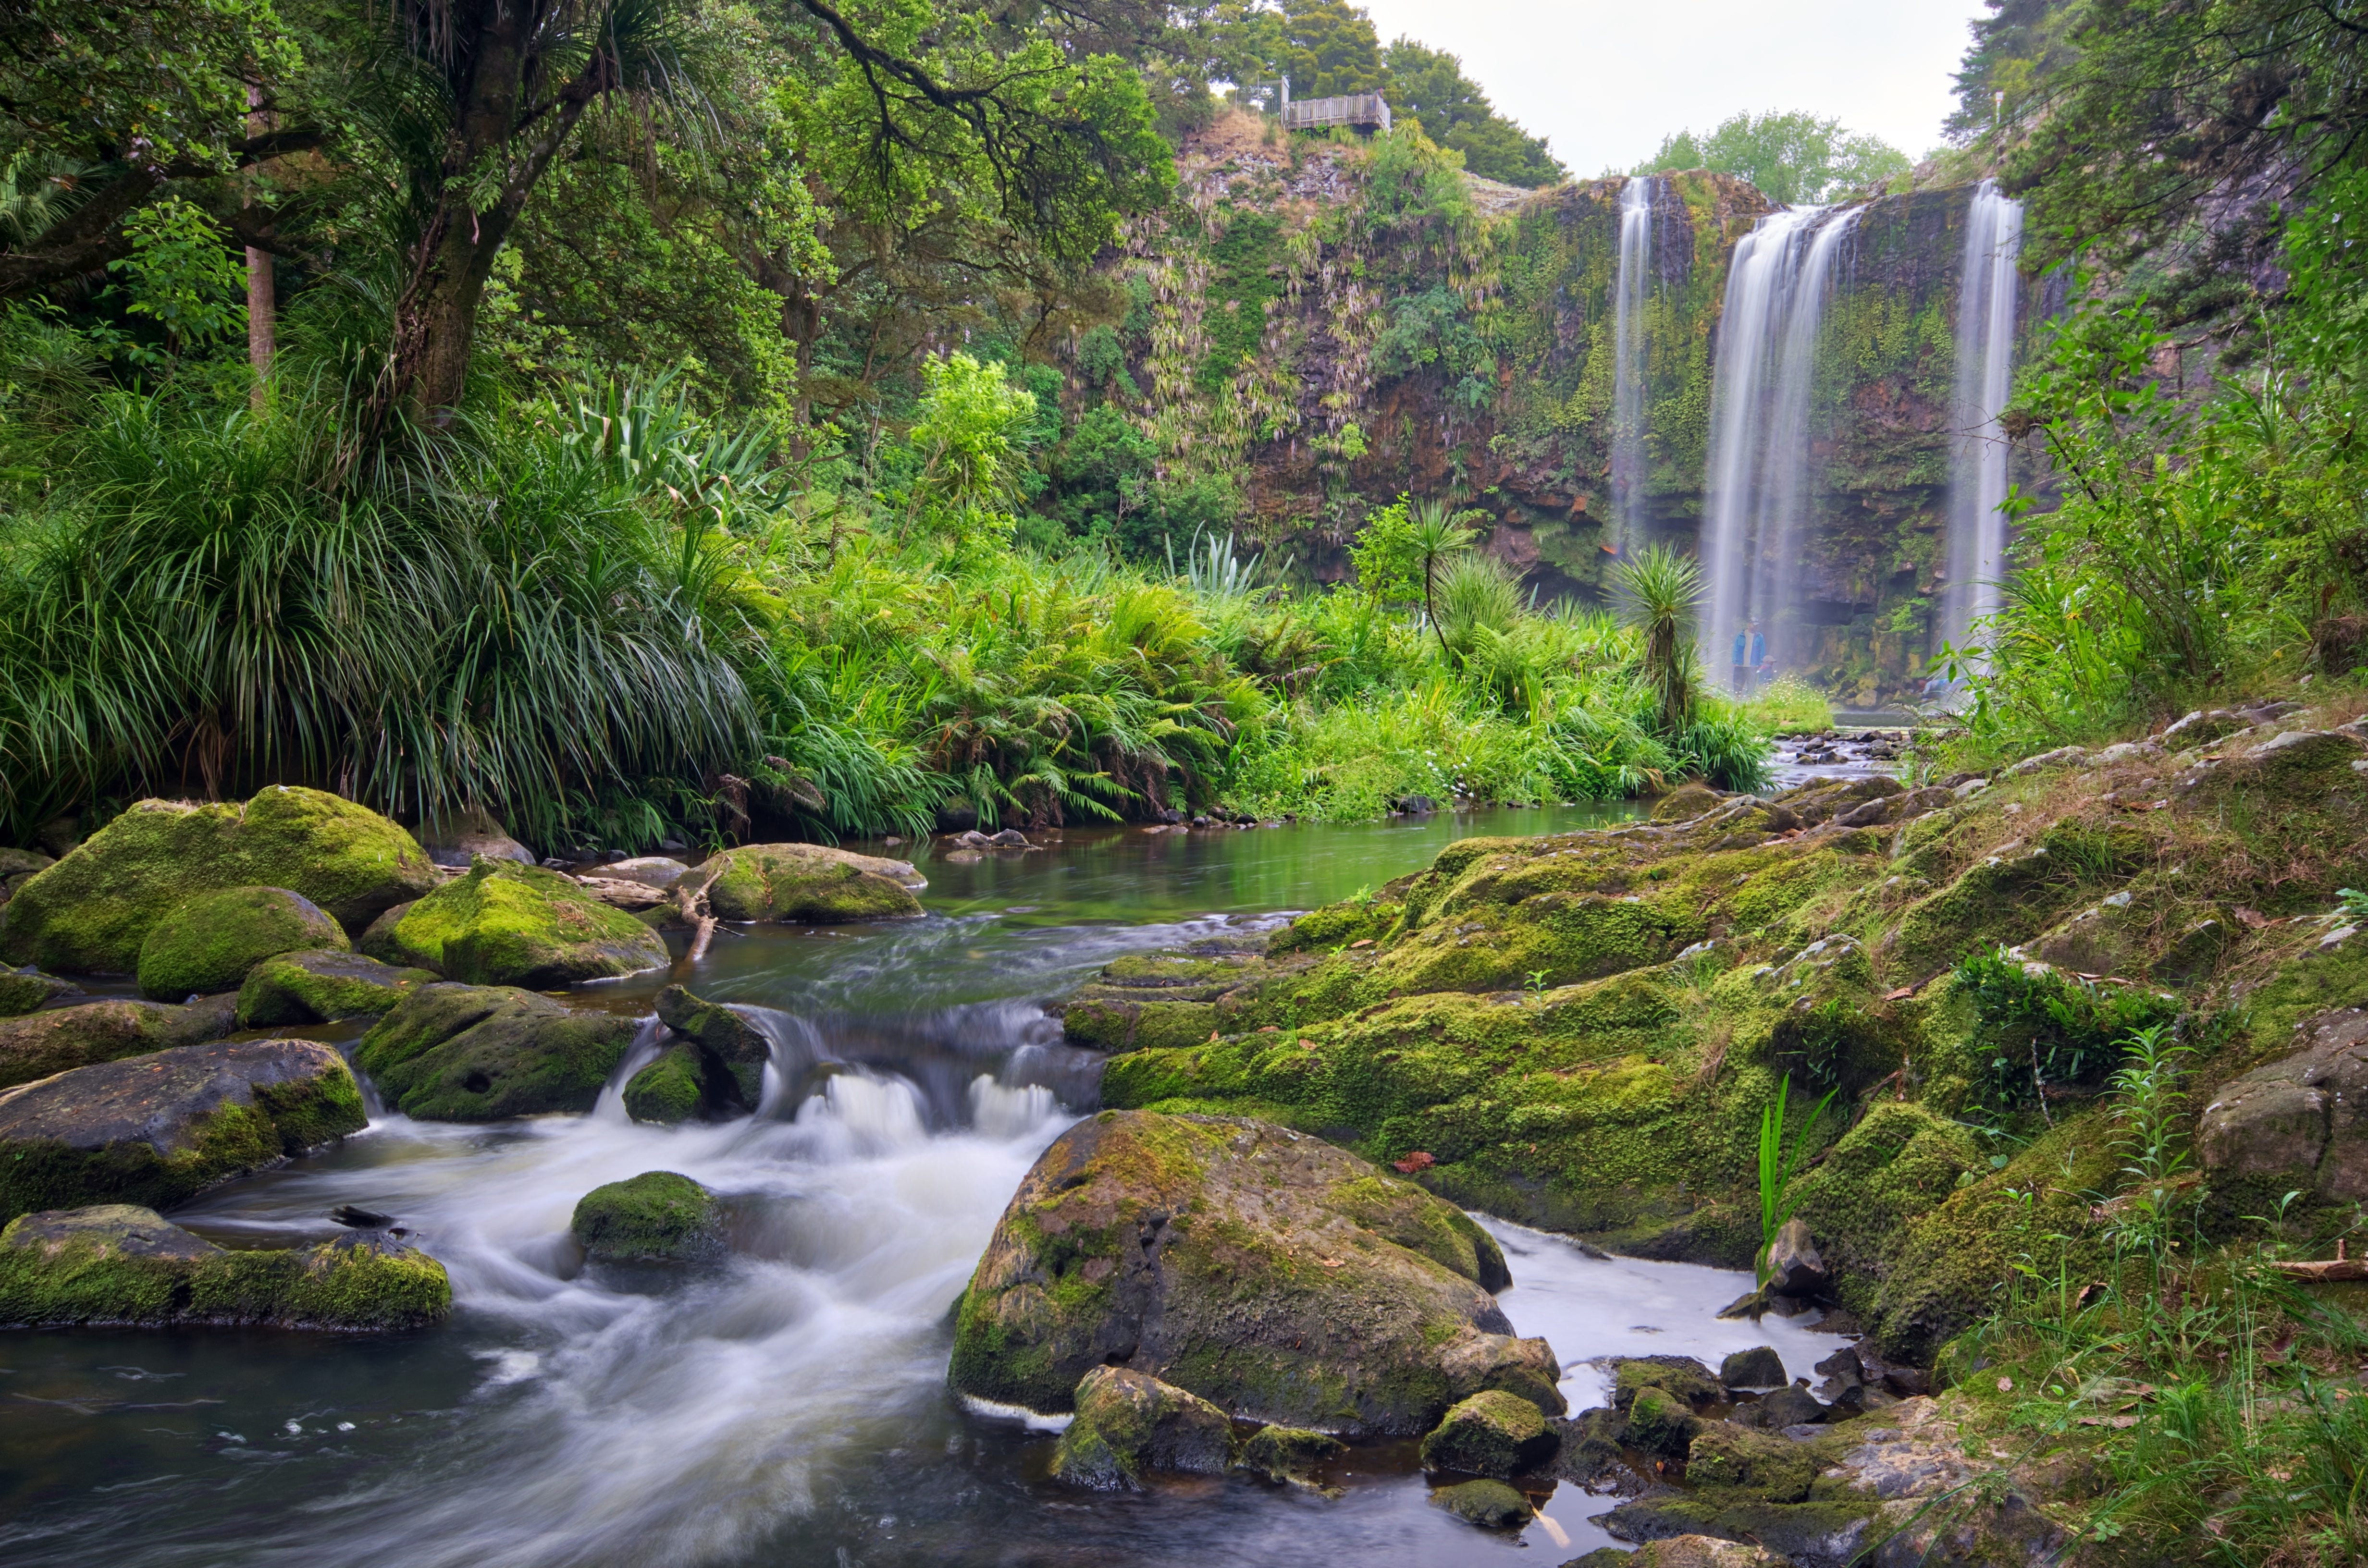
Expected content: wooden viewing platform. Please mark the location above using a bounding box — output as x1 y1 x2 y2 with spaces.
1281 93 1392 134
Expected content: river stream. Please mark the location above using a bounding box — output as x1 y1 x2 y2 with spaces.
0 808 1844 1567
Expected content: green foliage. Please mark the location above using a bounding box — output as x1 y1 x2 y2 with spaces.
1755 1076 1833 1285
898 351 1039 548
1612 545 1704 735
1634 110 1910 204
1378 38 1562 186
1950 946 2181 1111
101 197 247 365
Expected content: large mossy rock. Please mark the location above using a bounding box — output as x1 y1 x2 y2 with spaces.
236 949 437 1027
948 1110 1554 1436
0 1204 449 1329
360 860 667 987
623 984 772 1123
0 787 435 975
1431 1478 1532 1529
1050 1366 1235 1489
0 1038 365 1221
354 982 639 1121
0 966 77 1017
1418 1388 1557 1476
135 885 348 1000
570 1171 726 1262
702 843 925 923
0 994 235 1090
1567 1538 1796 1568
2198 1005 2368 1201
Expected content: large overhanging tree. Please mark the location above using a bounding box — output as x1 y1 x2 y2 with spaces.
0 0 1174 425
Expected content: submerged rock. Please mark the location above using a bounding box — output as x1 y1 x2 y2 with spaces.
0 787 435 974
359 860 668 987
135 884 348 1000
1235 1423 1344 1486
0 966 77 1017
1431 1477 1532 1528
0 1038 365 1221
949 1110 1552 1436
570 1172 725 1262
354 983 639 1120
0 1203 449 1330
1418 1389 1558 1477
0 994 235 1090
236 949 437 1027
702 843 925 923
1051 1366 1234 1489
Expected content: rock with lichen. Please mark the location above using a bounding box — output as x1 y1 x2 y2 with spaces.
354 982 638 1120
949 1109 1551 1436
1050 1366 1234 1489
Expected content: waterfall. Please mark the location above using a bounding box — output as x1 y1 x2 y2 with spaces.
1700 204 1863 690
1609 175 1656 553
1941 179 2026 677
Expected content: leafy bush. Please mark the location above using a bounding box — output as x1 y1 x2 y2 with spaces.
1951 945 2181 1110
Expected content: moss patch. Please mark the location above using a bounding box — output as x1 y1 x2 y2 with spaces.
355 982 638 1121
570 1171 725 1262
235 949 436 1027
136 885 348 1000
363 860 667 987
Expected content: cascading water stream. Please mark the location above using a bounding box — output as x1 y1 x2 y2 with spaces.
1940 179 2026 678
1608 175 1656 553
1700 203 1863 688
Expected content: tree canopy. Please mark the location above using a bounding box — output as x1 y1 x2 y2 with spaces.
1633 109 1909 205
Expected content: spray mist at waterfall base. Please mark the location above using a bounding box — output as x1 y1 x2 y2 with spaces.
0 815 1839 1568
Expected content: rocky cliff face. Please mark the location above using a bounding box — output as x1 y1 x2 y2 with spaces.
1065 113 2054 705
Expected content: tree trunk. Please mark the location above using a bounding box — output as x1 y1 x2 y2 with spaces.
245 86 275 408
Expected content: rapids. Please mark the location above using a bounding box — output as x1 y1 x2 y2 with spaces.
0 808 1844 1567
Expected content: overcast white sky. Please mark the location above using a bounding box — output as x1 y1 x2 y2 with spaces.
1356 0 1989 176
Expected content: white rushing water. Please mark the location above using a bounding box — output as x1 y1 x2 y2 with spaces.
1940 180 2026 677
1609 174 1657 554
1700 203 1863 689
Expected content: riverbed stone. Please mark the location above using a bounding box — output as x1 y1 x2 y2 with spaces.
1431 1478 1532 1528
1419 1388 1558 1476
1615 1356 1722 1409
702 843 925 923
1235 1423 1344 1485
1051 1365 1234 1489
570 1171 726 1262
653 985 771 1107
236 949 437 1027
0 1038 365 1221
949 1110 1552 1435
2198 1005 2368 1201
0 994 236 1090
416 802 535 867
355 982 639 1121
1764 1217 1828 1296
1688 1422 1816 1501
0 787 436 975
1722 1346 1788 1389
0 966 76 1017
0 1203 449 1329
135 884 349 1000
1626 1385 1702 1456
1565 1538 1796 1568
359 860 668 987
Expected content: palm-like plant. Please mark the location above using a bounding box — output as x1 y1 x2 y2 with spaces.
1409 497 1479 651
1612 544 1705 735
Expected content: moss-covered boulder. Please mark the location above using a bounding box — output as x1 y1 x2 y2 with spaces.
1567 1537 1795 1568
569 1171 726 1262
0 787 434 974
135 885 348 1001
1722 1346 1788 1389
1615 1355 1724 1409
948 1110 1555 1435
0 994 235 1091
1051 1365 1235 1489
1235 1423 1344 1485
0 1038 365 1221
354 982 639 1121
0 966 77 1017
360 860 667 988
0 1204 449 1329
1626 1384 1702 1455
1418 1388 1558 1476
631 984 772 1122
1686 1422 1816 1501
1430 1478 1532 1528
702 843 925 923
2198 1005 2368 1201
236 949 437 1027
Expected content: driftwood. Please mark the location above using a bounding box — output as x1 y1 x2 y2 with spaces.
2268 1240 2368 1283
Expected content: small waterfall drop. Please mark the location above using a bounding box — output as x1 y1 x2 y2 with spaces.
1700 203 1863 688
1609 175 1656 552
1941 179 2026 676
590 1015 666 1123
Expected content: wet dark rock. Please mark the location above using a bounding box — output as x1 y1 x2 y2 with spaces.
1396 795 1438 815
0 993 235 1090
1755 1385 1827 1428
1721 1346 1788 1389
1626 1385 1703 1455
0 1038 365 1221
1765 1217 1829 1296
632 984 772 1123
1235 1423 1344 1486
0 966 79 1017
330 1204 396 1228
934 803 979 833
1051 1366 1233 1489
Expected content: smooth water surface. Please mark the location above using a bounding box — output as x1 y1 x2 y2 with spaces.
0 806 1843 1568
